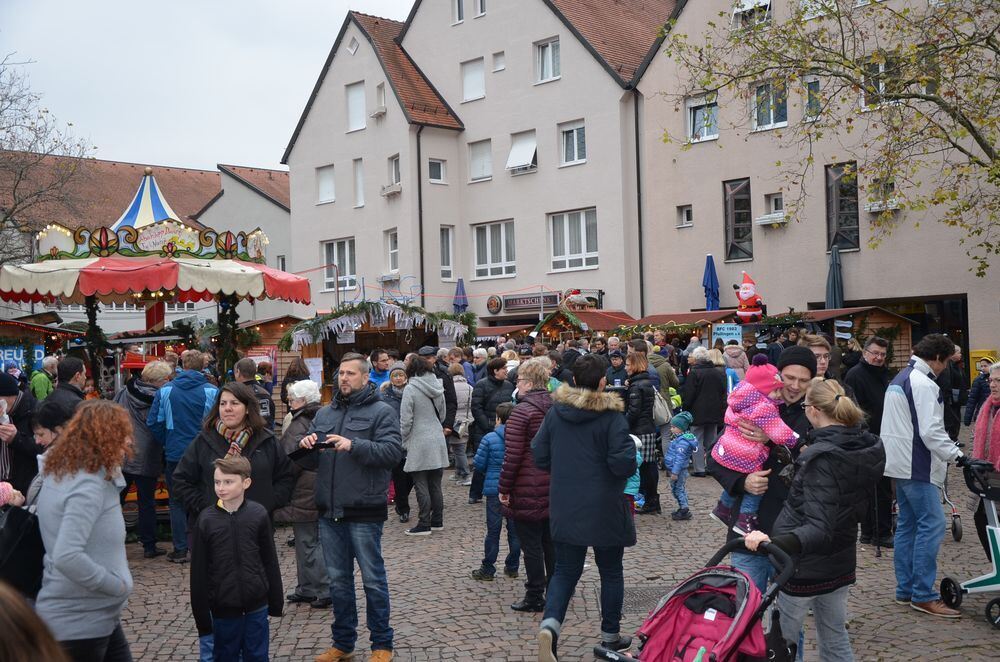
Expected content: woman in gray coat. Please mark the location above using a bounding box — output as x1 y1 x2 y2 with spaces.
35 400 134 662
401 358 448 536
274 380 329 608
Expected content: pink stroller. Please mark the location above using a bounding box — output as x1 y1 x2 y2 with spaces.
595 539 795 661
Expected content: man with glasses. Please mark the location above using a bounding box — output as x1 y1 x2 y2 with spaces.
798 334 855 399
846 336 893 546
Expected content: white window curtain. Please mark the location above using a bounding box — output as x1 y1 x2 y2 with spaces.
469 140 492 180
346 82 366 131
317 165 335 202
462 58 485 101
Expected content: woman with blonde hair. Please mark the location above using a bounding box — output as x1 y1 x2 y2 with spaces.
745 378 885 661
35 400 135 661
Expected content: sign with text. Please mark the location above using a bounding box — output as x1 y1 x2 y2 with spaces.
304 357 324 385
711 323 743 347
0 345 45 371
503 293 559 312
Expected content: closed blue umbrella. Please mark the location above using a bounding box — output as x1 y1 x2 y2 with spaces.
453 277 468 314
825 244 844 309
702 254 720 311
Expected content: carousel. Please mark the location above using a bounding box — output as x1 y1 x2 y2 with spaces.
0 168 310 386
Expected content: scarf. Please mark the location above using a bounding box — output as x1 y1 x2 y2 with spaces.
216 418 252 458
973 397 1000 468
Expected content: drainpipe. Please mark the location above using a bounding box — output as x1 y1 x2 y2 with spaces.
632 88 646 318
416 126 426 307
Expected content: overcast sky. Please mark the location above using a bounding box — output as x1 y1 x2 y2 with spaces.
1 0 412 171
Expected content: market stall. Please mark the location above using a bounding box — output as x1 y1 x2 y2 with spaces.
534 308 636 343
0 317 83 375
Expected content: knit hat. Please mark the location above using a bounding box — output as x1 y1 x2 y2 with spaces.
0 372 19 397
388 361 406 375
609 349 624 359
776 345 818 378
670 411 693 432
746 354 782 398
417 346 437 357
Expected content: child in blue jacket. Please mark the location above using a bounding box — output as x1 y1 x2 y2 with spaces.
663 411 699 521
470 402 521 580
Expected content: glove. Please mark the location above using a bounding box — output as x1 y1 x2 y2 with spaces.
955 453 971 468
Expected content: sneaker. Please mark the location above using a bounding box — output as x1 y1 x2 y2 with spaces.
460 478 473 486
911 600 961 618
368 651 393 662
671 508 692 521
315 647 354 661
310 597 333 609
601 635 632 652
286 592 317 604
405 525 432 536
504 568 519 579
732 513 760 536
470 568 495 581
143 546 167 559
709 500 732 526
538 624 558 662
468 497 482 504
511 597 545 612
894 596 911 606
167 550 189 564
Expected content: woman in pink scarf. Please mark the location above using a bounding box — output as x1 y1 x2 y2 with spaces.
971 361 1000 560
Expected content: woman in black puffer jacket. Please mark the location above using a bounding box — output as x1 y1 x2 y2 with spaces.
625 352 659 514
745 378 884 662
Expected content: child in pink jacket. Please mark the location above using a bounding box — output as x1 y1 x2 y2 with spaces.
710 355 798 535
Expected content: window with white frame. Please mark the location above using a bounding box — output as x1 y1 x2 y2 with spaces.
475 0 486 17
323 238 357 289
276 255 286 271
505 130 537 174
826 162 860 250
559 120 586 166
347 37 359 55
166 302 196 313
861 55 901 107
753 82 787 130
550 208 598 271
440 226 454 279
385 229 399 272
453 0 464 23
766 193 784 214
388 154 401 185
428 158 446 184
535 38 560 83
353 159 364 206
803 76 822 120
346 81 366 131
316 165 335 203
492 51 505 72
724 178 753 260
461 58 485 102
105 302 140 312
732 0 772 29
687 96 719 142
677 205 694 227
469 139 492 181
473 221 515 278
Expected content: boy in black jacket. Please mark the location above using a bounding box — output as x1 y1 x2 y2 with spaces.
191 456 283 662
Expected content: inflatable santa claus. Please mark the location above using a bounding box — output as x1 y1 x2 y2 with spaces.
733 271 765 323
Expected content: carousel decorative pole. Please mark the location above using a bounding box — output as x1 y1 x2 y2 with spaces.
217 294 240 380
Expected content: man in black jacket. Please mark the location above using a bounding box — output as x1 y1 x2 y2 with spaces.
708 345 816 590
844 336 893 546
469 358 515 504
235 358 275 430
297 353 403 661
46 356 86 414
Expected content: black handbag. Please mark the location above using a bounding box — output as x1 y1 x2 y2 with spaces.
0 504 45 597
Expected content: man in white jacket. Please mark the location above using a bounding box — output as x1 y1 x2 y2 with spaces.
882 333 965 618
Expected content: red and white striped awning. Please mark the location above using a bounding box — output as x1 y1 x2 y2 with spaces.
0 256 310 305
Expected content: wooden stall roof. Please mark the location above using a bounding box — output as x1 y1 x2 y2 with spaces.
801 306 916 325
0 319 83 337
563 309 637 331
637 310 739 326
476 324 534 338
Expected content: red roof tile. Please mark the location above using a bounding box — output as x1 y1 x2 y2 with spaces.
218 164 290 210
548 0 678 84
0 152 220 231
351 12 463 130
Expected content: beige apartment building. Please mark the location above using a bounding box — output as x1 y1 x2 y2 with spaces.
282 1 681 327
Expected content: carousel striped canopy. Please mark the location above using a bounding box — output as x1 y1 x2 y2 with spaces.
111 169 183 230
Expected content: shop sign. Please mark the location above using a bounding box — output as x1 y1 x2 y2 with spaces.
0 345 45 371
136 222 198 253
503 293 559 312
711 323 743 347
486 295 503 315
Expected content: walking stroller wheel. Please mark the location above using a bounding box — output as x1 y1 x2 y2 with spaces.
940 577 964 609
952 515 963 542
986 598 1000 629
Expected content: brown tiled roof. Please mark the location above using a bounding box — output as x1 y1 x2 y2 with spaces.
352 12 463 130
547 0 679 85
218 164 290 210
0 152 219 231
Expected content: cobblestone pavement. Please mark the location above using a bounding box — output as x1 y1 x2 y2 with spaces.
122 451 999 661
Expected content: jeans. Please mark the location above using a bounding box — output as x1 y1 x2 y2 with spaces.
410 468 444 527
164 461 187 553
448 440 469 478
61 622 133 662
469 468 486 501
732 551 773 592
293 521 330 598
122 473 158 551
543 543 625 636
482 496 521 574
318 518 393 653
893 478 945 603
198 636 213 662
861 476 893 540
391 460 413 516
514 518 554 602
212 605 269 662
639 461 659 502
720 489 762 515
691 424 721 474
778 586 854 662
670 470 689 509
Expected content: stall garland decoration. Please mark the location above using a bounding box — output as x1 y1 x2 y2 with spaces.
757 310 807 328
278 300 476 351
611 323 705 338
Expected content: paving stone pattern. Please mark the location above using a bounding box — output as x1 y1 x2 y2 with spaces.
122 442 998 661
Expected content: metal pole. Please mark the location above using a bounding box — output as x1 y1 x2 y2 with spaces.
539 285 543 322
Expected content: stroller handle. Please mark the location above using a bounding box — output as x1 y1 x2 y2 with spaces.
706 538 796 588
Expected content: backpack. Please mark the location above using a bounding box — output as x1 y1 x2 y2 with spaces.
653 389 672 426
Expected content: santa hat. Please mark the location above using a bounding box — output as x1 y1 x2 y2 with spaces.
745 354 781 397
741 272 756 288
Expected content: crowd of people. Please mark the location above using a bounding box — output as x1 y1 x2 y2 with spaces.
0 327 995 662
